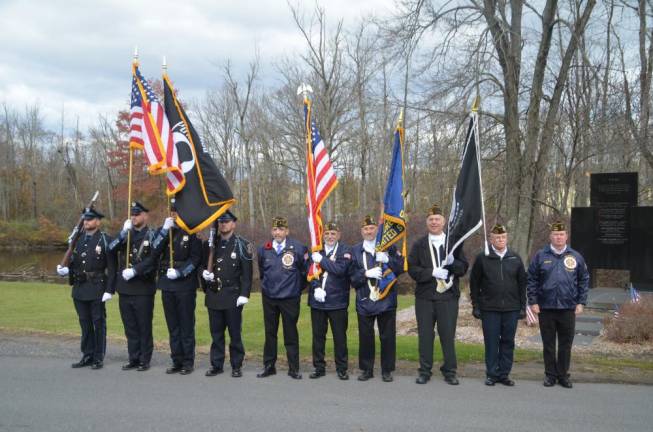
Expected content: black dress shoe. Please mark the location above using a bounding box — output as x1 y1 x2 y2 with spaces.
416 375 430 385
309 369 325 379
256 367 277 378
180 367 194 375
357 370 373 381
71 357 93 368
205 367 224 377
121 361 139 371
558 378 573 389
91 361 103 370
288 370 302 380
337 370 349 380
484 378 496 386
444 376 460 385
231 368 242 378
543 376 556 387
498 377 515 387
136 363 150 372
381 372 393 382
166 365 182 374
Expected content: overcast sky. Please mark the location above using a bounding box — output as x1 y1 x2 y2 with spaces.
0 0 394 132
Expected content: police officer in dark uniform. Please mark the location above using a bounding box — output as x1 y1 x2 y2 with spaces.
257 216 308 380
350 215 405 382
56 207 116 370
151 200 202 375
107 201 157 371
307 221 352 380
201 210 253 378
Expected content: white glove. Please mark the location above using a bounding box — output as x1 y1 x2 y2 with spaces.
122 219 132 232
311 252 323 264
432 267 449 280
101 293 112 302
375 251 389 263
166 268 180 280
122 268 136 280
444 254 454 266
314 288 327 303
56 265 69 276
236 296 249 307
163 217 175 230
202 270 214 282
365 267 383 280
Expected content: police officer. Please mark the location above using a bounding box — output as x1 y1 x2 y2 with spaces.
56 207 116 370
408 204 469 385
201 210 253 378
151 200 202 375
257 216 308 380
527 221 590 389
108 201 157 371
307 221 352 380
350 215 405 383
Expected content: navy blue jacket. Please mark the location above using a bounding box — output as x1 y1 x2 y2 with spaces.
307 242 352 310
349 243 404 316
151 227 202 292
69 231 116 301
527 245 590 309
257 237 308 299
108 227 157 296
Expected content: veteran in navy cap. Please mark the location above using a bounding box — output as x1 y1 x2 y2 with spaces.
201 209 253 377
56 207 116 370
108 200 158 371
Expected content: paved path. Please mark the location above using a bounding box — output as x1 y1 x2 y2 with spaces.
1 334 652 432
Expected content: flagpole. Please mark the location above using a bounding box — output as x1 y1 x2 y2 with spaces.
125 48 138 269
162 56 175 270
472 96 489 256
398 108 408 271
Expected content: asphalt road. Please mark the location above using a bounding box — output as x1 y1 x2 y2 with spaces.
1 334 651 432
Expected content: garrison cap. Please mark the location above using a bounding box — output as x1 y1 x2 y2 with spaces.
427 204 444 216
272 216 288 229
491 224 507 234
361 215 376 227
324 221 340 231
550 221 567 232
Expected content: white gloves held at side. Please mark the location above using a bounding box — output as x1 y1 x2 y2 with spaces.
166 268 180 280
236 296 249 307
202 270 214 282
163 217 175 230
311 252 323 264
365 267 383 280
314 288 327 303
432 267 450 280
122 268 136 281
56 265 69 276
101 293 112 302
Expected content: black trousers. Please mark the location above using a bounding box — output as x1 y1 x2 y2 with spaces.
162 290 196 368
311 308 348 372
73 299 106 362
262 295 300 371
539 309 576 380
208 307 245 369
415 297 458 378
357 309 396 374
119 294 154 365
481 310 519 380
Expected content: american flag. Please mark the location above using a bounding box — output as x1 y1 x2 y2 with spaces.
525 305 538 326
129 63 184 194
304 98 338 281
629 284 641 303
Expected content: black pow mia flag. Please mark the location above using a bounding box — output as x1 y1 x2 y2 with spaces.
163 74 235 234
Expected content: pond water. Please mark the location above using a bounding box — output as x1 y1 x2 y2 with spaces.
0 249 63 274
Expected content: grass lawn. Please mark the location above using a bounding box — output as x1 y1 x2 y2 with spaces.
0 281 539 364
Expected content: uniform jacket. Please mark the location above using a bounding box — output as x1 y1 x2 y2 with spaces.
527 245 590 310
69 230 116 301
151 227 202 292
307 242 352 310
469 248 527 312
108 226 157 296
349 243 404 316
203 234 253 310
407 234 468 301
257 237 308 299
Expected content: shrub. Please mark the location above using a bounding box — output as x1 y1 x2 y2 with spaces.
603 298 653 344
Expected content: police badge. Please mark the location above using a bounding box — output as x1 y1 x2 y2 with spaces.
563 255 577 270
281 252 295 269
95 245 102 255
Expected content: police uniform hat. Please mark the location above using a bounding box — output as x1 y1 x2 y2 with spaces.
490 224 507 234
218 210 237 222
324 221 340 231
82 207 104 220
361 215 376 227
550 221 567 232
130 201 149 215
272 216 288 229
427 204 444 216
